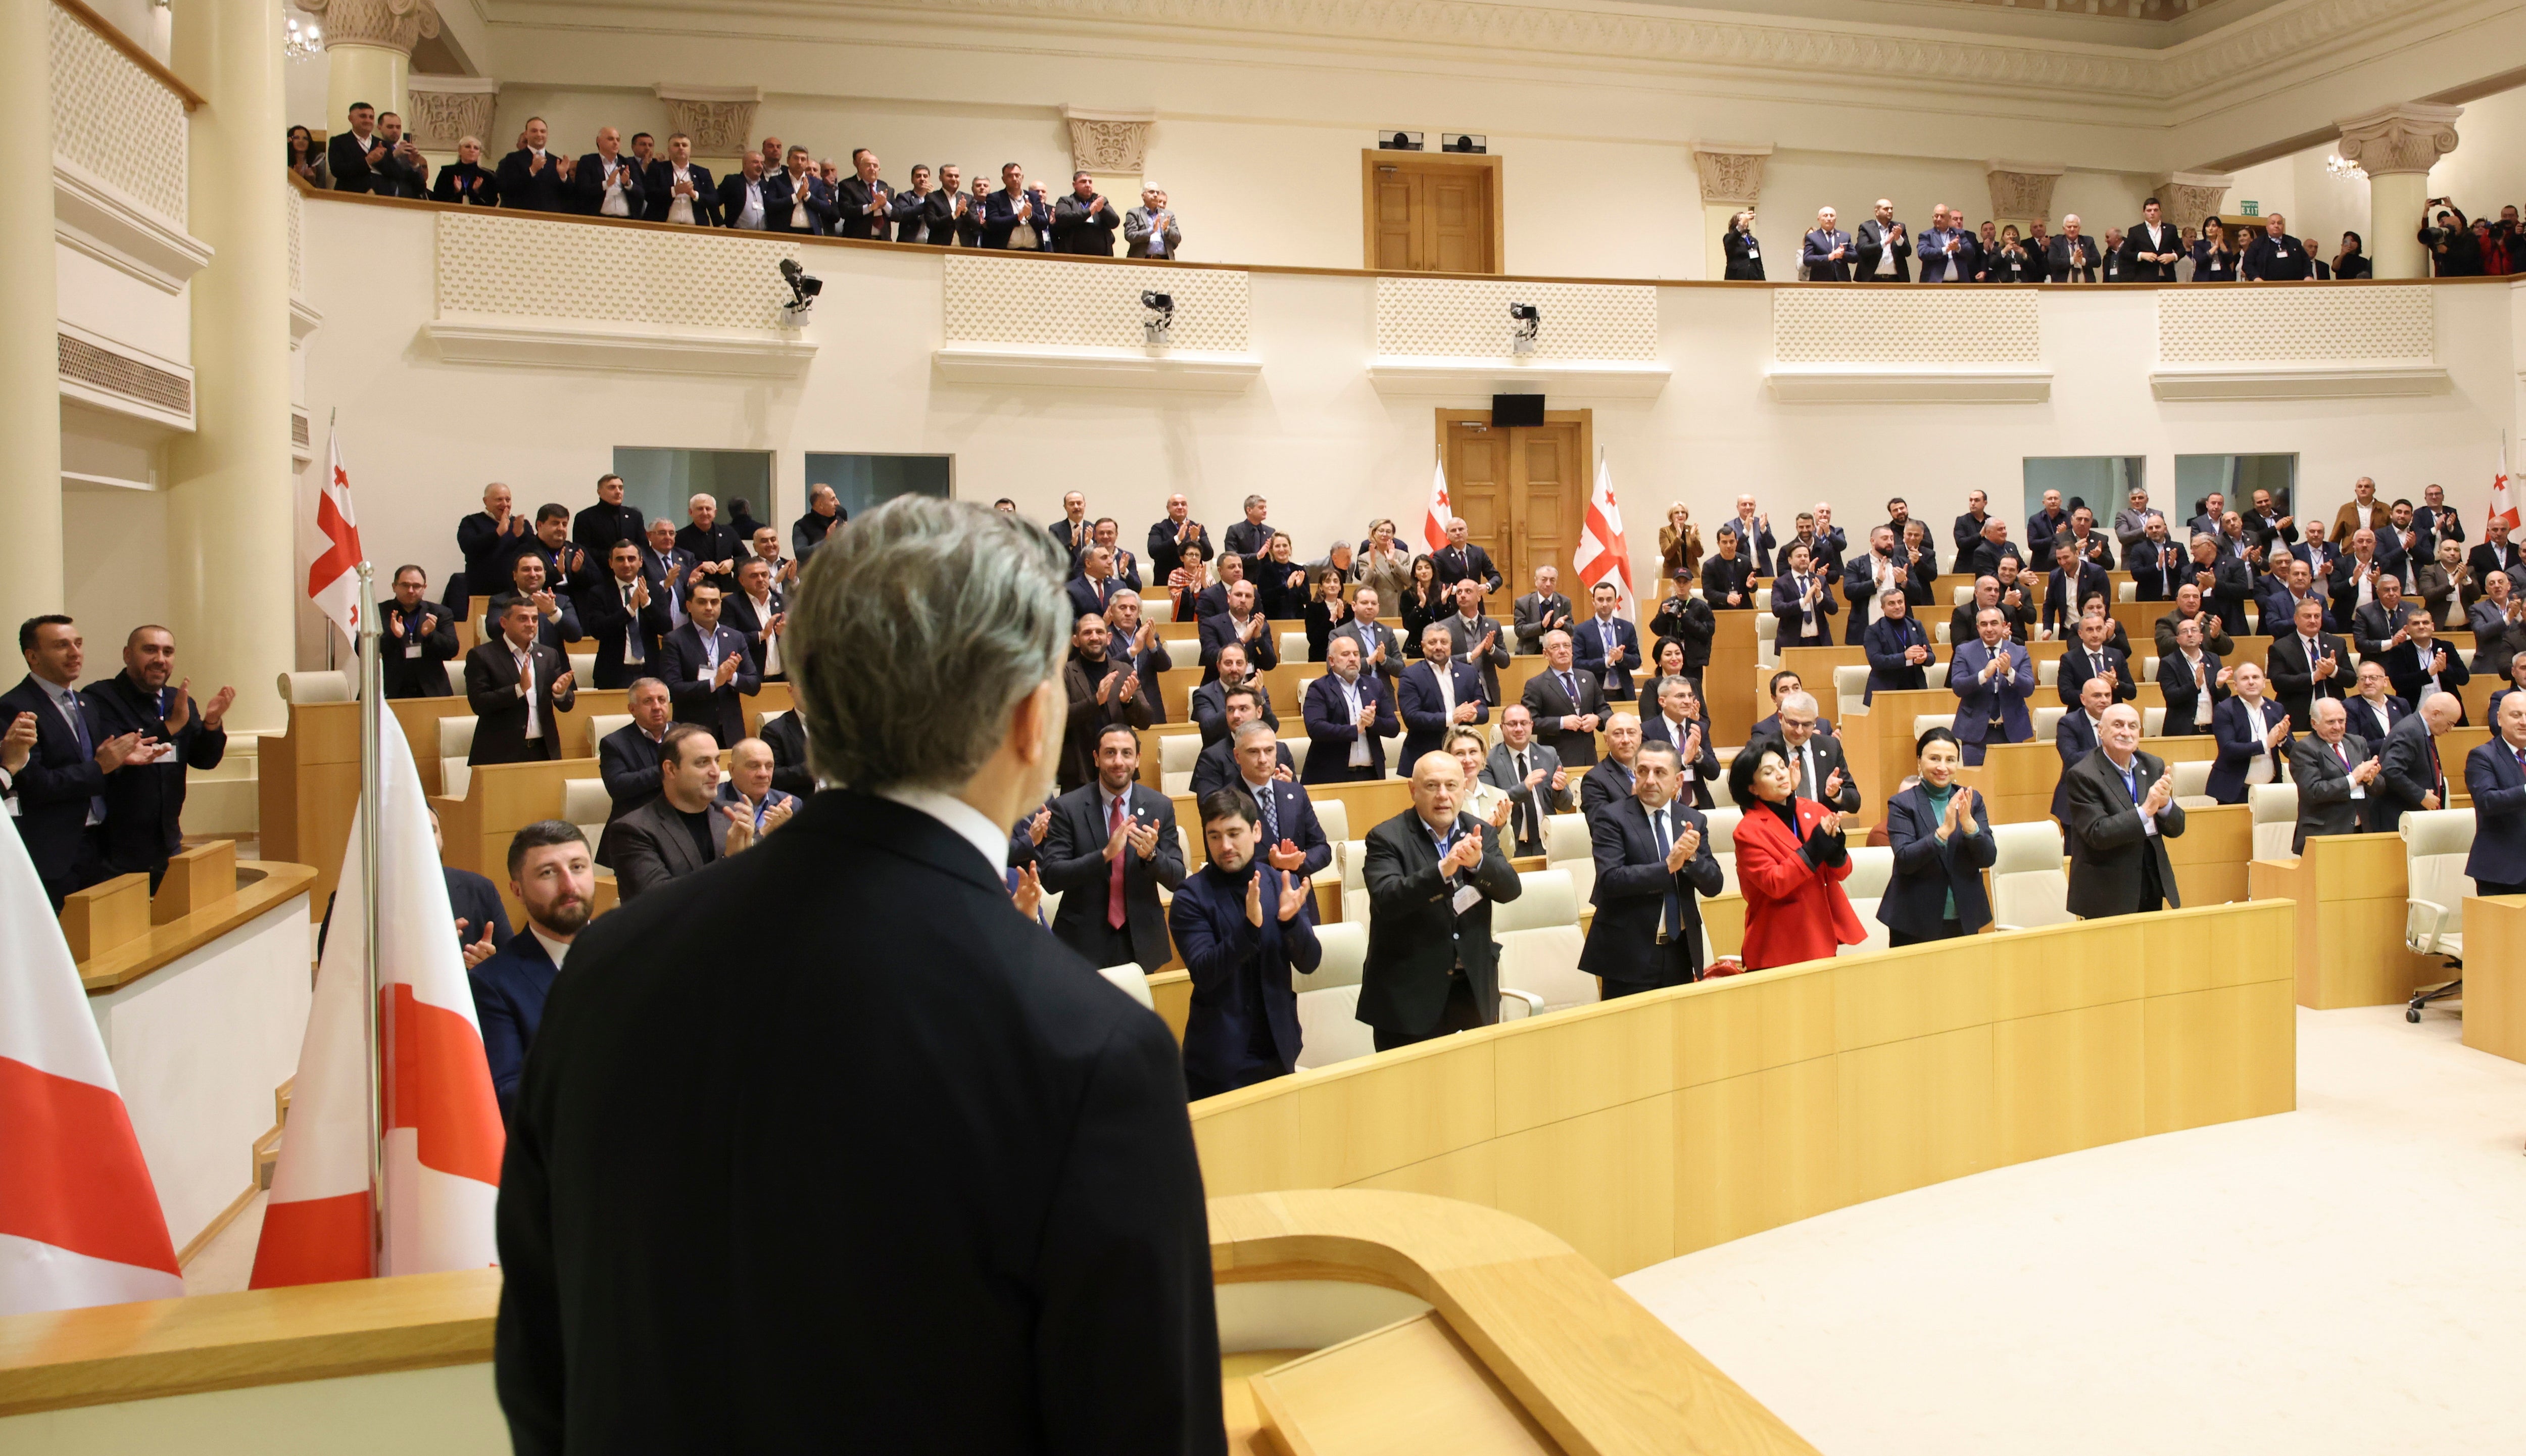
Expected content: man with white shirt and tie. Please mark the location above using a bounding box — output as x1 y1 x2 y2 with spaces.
2057 611 2134 710
1571 581 1640 701
3 616 158 906
1802 206 1853 281
1580 740 1727 995
585 541 671 689
2269 596 2349 732
2205 661 2291 804
2155 617 2225 738
464 597 579 768
1065 545 1124 619
1398 624 1486 771
1772 691 1858 816
2062 704 2184 918
1573 711 1638 816
1492 709 1578 846
644 132 718 226
1300 636 1397 785
1433 517 1503 596
2288 699 2380 851
1522 630 1607 769
571 126 646 218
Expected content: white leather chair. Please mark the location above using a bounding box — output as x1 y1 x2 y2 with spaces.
2117 580 2136 603
1705 770 1734 808
2037 658 2060 688
440 717 479 800
568 651 597 688
1913 713 1953 742
1294 921 1375 1070
1952 584 1976 607
1279 630 1309 666
1831 665 1870 719
1493 869 1590 1016
1282 736 1311 775
1310 799 1351 893
2143 706 2165 736
1160 733 1202 795
1495 867 1580 933
2402 808 2476 1020
1338 841 1370 923
2249 783 2299 861
1755 612 1778 666
2170 758 2216 808
587 712 631 758
1705 805 1744 897
1989 820 2072 931
2143 656 2159 681
277 669 356 704
1543 813 1594 903
1144 596 1174 624
562 777 611 848
1096 963 1158 1011
1837 844 1896 956
2032 705 2066 740
1934 621 1951 645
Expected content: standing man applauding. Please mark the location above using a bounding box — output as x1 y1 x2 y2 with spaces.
1170 791 1322 1097
2063 704 2185 918
1359 750 1522 1049
1803 206 1853 281
1039 724 1183 972
1579 740 1725 994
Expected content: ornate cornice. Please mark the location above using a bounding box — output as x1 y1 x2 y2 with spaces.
302 0 443 56
1691 141 1771 207
2336 101 2463 177
1063 107 1154 174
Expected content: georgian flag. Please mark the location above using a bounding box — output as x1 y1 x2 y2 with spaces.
1422 459 1452 553
1573 453 1636 618
2492 444 2520 532
307 430 366 650
0 812 182 1314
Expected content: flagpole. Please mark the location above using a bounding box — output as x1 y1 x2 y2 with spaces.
350 413 387 1273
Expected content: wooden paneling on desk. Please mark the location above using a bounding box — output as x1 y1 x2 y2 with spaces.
2459 896 2526 1065
2248 834 2438 1008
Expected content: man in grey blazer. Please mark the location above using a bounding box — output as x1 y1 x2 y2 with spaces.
2287 699 2379 852
1479 704 1569 856
603 725 754 901
1439 577 1513 705
1512 565 1575 653
1122 186 1182 259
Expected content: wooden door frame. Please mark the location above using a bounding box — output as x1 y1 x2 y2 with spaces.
1433 407 1593 604
1362 150 1507 274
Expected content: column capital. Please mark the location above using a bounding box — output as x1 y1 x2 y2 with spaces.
1063 107 1155 175
1984 160 2064 224
653 84 762 156
2336 102 2462 178
300 0 441 57
1690 141 1771 206
406 73 496 150
2154 171 2233 229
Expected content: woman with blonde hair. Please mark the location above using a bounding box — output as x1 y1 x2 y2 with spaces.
1357 518 1414 605
1659 503 1703 588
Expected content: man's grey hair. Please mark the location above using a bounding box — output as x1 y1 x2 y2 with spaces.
787 497 1066 791
2311 697 2346 723
1654 675 1692 703
1232 719 1278 749
1242 493 1267 510
1780 691 1819 717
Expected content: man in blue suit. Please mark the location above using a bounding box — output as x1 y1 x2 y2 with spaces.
1948 607 2036 765
1397 624 1487 772
1578 741 1726 994
1802 206 1853 281
2204 661 2293 805
658 581 760 748
1226 720 1333 880
1301 636 1399 784
1861 588 1933 705
1168 791 1323 1098
468 820 595 1124
981 164 1053 249
1569 581 1641 702
2464 694 2526 893
2053 677 2111 821
762 145 838 235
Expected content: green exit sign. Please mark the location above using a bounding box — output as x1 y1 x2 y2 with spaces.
2241 200 2260 216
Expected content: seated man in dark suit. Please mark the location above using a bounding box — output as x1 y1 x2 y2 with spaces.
464 596 578 767
1169 790 1322 1097
603 724 764 900
468 821 595 1124
1197 580 1280 683
2288 699 2379 852
2052 676 2112 822
657 582 759 749
1189 685 1292 799
757 708 813 799
581 542 671 690
2155 616 2225 737
1578 740 1726 994
494 116 573 212
1358 751 1521 1050
1751 668 1837 740
325 804 513 964
88 625 231 890
1036 725 1186 972
716 738 801 838
1299 636 1398 784
2056 612 2134 710
2062 704 2185 918
598 678 674 841
1520 630 1606 769
2464 694 2526 894
2204 662 2293 805
374 564 460 698
1190 644 1278 746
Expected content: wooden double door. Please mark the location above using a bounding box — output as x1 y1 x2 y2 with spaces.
1365 153 1502 273
1436 409 1591 607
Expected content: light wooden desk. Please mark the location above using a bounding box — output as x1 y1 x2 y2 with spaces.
2459 895 2526 1064
2248 833 2438 1007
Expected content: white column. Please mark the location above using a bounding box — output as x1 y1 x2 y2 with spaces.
169 0 296 735
1691 142 1770 281
299 0 440 134
2338 103 2462 280
1 0 62 635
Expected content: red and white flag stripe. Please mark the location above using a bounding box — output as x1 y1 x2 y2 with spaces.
0 810 182 1315
250 725 504 1287
2492 443 2520 532
1422 459 1453 553
1572 452 1635 618
308 430 366 651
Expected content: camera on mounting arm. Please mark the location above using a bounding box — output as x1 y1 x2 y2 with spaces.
1142 290 1175 345
779 258 822 324
1509 302 1540 356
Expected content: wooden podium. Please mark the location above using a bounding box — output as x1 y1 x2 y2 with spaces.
1957 741 2058 825
2460 895 2526 1065
2165 804 2252 907
1850 688 1953 827
2247 833 2438 1008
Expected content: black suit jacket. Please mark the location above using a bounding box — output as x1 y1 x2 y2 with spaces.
1190 680 1278 746
758 710 814 799
579 576 672 690
2378 639 2469 715
1052 193 1123 255
2372 713 2449 833
1038 783 1186 972
833 175 896 240
2242 232 2311 280
326 130 387 193
87 674 226 878
571 502 646 564
1188 739 1294 800
1577 796 1725 986
2042 562 2111 635
1 676 109 904
715 170 773 229
2289 732 2375 851
1520 664 1606 767
2062 749 2185 919
2467 541 2524 585
1197 613 1279 681
1880 783 1996 937
2119 222 2183 282
2046 234 2102 282
2155 649 2225 737
496 791 1219 1453
1853 219 1912 281
657 622 759 747
722 590 789 678
2266 630 2350 730
892 188 971 246
1357 808 1521 1038
464 641 578 765
597 721 669 829
2056 642 2135 709
494 149 571 212
1432 543 1502 594
642 162 720 225
431 162 500 206
372 600 460 698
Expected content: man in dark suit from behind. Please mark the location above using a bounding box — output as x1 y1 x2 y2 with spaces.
87 625 231 890
465 597 578 767
469 821 595 1125
495 116 573 212
2062 704 2185 919
1578 740 1726 995
2464 693 2526 894
2372 691 2464 835
495 498 1221 1453
1038 724 1185 970
375 564 460 699
326 102 388 193
1357 749 1522 1051
1169 791 1322 1097
657 582 758 748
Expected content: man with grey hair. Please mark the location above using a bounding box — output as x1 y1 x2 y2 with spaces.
495 497 1220 1452
1301 635 1398 784
2372 690 2463 832
1482 702 1570 855
2288 697 2380 852
1223 493 1273 565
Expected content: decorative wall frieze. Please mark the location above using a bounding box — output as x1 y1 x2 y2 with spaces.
2335 102 2462 178
654 84 762 156
1984 161 2064 222
1063 107 1154 176
2155 171 2233 229
299 0 441 56
1690 142 1771 208
407 74 499 150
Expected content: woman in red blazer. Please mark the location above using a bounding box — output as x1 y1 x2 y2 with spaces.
1727 738 1868 970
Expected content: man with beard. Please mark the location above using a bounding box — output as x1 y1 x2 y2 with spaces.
469 820 597 1123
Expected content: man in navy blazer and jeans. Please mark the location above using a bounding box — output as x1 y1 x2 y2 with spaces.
468 821 595 1124
1169 791 1322 1098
